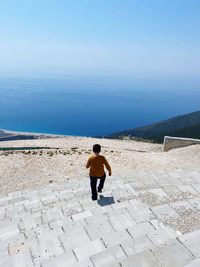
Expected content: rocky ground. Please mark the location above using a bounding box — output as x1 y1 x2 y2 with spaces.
0 136 199 195
1 137 200 266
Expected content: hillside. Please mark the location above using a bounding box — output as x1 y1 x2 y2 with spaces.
106 110 200 142
1 137 200 266
0 136 200 194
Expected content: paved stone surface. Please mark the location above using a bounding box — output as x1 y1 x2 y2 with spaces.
85 221 114 240
121 235 154 256
59 227 90 251
147 225 178 246
184 258 200 267
0 168 200 266
74 239 105 261
179 230 200 257
120 250 162 267
91 245 126 267
41 251 77 267
151 239 194 267
127 222 155 238
109 213 136 231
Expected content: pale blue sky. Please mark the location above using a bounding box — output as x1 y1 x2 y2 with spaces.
0 0 200 79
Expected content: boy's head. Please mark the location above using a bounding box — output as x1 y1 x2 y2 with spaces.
93 144 101 155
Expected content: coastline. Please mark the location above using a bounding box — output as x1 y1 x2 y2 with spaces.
0 128 69 137
0 128 88 141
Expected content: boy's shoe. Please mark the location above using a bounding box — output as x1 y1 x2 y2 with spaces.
97 189 102 193
91 196 97 201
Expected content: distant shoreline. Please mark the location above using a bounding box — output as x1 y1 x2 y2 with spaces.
0 128 94 142
0 128 68 137
0 128 75 142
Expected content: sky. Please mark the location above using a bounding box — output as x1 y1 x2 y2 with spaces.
0 0 200 79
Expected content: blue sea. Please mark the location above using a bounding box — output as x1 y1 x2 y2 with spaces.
0 76 200 136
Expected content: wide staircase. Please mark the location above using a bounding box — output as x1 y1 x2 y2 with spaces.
0 169 200 266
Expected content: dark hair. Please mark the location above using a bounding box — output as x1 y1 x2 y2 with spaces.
93 144 101 153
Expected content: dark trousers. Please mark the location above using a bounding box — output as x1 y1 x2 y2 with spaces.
90 173 106 200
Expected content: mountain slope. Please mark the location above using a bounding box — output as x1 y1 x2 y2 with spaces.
106 110 200 142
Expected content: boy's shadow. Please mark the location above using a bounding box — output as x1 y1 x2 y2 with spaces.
97 195 115 206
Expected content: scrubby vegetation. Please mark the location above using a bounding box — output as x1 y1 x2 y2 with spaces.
106 110 200 143
0 148 92 157
115 135 156 143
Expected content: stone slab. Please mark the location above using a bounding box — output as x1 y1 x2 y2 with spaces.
184 259 200 267
109 213 136 231
85 214 108 225
0 250 34 267
85 221 114 240
101 230 132 248
91 245 126 267
0 220 19 241
121 235 154 256
127 222 155 239
151 239 194 267
147 226 178 246
188 198 200 209
128 199 149 212
120 250 162 267
42 206 64 224
74 239 105 261
59 227 90 251
129 209 154 223
41 251 77 267
9 243 32 255
36 231 64 262
151 204 179 220
179 229 200 257
192 184 200 194
111 200 131 210
106 207 128 217
72 210 93 221
178 185 199 195
170 200 193 212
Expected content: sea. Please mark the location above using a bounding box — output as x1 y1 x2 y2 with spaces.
0 76 200 137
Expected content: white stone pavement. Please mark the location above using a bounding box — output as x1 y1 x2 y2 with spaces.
0 168 200 266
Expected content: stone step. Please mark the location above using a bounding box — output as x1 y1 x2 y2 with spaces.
120 235 154 256
0 169 200 266
150 239 194 267
184 259 200 267
74 239 105 262
90 244 126 267
0 250 34 267
178 229 200 258
120 249 162 267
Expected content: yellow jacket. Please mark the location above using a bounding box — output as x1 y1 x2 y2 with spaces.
86 155 111 177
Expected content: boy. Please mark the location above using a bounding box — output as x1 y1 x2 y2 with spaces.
86 144 112 200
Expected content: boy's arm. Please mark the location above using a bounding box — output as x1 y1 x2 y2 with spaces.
103 157 112 176
86 158 91 169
